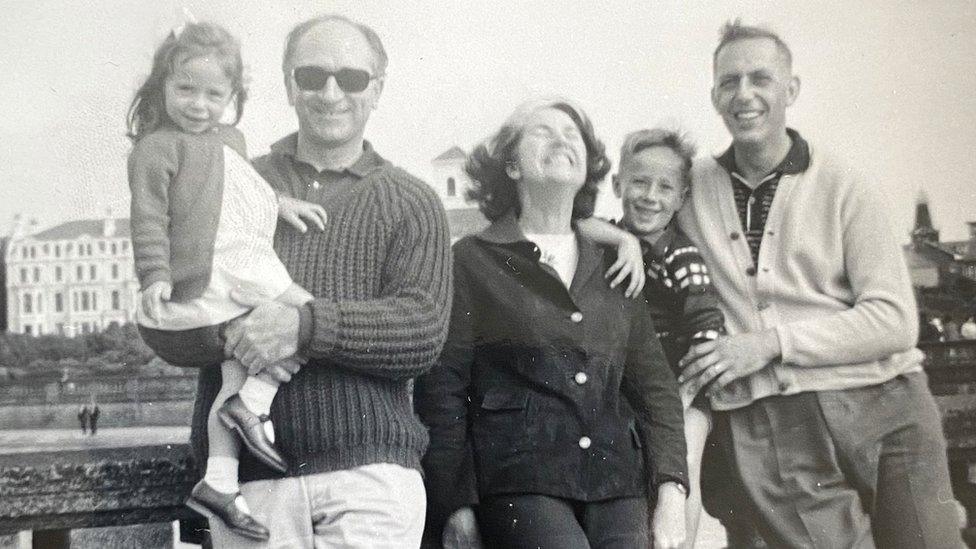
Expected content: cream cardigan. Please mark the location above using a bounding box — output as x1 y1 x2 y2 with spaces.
678 144 922 410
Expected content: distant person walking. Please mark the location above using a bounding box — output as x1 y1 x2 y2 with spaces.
77 405 90 435
89 397 100 436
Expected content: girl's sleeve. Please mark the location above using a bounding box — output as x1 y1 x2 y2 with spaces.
127 135 178 290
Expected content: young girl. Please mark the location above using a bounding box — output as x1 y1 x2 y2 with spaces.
126 22 325 541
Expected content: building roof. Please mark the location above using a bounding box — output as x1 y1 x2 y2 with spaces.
433 146 467 162
941 240 976 260
29 219 131 241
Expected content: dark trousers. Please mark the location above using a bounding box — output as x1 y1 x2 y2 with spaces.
717 372 962 548
477 494 648 549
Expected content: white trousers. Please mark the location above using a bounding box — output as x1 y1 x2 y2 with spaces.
208 463 426 549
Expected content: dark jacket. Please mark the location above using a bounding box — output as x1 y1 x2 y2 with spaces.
415 215 687 537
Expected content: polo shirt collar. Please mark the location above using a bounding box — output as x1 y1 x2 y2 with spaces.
269 133 385 177
716 128 810 178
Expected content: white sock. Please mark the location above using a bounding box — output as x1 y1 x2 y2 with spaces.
204 456 239 494
204 457 252 514
238 377 278 443
233 495 251 514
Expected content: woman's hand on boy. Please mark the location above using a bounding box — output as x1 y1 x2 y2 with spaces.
605 232 646 299
278 195 327 233
140 281 171 321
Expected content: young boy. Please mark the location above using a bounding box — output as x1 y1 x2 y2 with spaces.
580 128 725 544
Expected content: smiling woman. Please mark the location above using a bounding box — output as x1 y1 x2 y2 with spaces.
415 97 689 548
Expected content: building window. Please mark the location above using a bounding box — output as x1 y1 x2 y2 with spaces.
42 244 49 254
33 267 40 282
55 245 61 258
30 247 36 258
111 264 119 279
87 244 93 255
76 265 83 280
81 323 91 335
36 293 42 313
447 177 456 197
66 243 73 254
55 266 62 281
24 325 32 335
73 292 79 312
55 293 64 312
20 268 27 283
23 293 32 314
92 292 98 310
122 241 129 251
98 241 106 252
112 290 120 310
90 264 96 280
56 323 64 335
111 242 117 255
81 292 90 311
9 246 16 259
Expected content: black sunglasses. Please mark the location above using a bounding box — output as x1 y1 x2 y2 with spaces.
292 66 374 93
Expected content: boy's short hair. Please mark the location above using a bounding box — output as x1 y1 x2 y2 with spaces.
618 128 696 190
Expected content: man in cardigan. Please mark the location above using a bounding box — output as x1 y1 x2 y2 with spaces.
678 20 961 548
198 14 451 547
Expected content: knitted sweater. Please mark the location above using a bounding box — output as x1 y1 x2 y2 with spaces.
190 136 452 481
678 141 922 410
127 124 247 301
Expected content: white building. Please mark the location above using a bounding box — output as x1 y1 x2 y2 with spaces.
429 146 488 241
5 216 138 336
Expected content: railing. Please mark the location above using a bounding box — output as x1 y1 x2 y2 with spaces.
0 373 198 407
1 342 975 548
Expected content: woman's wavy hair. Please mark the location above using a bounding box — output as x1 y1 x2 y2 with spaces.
465 97 611 222
126 22 247 142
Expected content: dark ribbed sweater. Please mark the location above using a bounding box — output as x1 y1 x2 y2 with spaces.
189 136 452 481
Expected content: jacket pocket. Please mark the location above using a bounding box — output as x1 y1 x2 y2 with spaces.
480 387 529 411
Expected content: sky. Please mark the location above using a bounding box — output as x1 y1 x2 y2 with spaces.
2 0 975 241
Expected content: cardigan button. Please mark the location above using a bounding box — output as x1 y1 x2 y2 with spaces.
570 311 583 323
746 266 756 276
730 232 740 240
574 372 588 385
578 436 592 449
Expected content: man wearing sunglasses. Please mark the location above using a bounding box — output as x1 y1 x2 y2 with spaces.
198 14 452 548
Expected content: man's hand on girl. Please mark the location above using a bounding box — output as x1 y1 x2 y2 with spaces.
140 281 172 321
278 195 327 233
225 287 300 372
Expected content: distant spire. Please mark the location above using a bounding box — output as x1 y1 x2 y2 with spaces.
911 192 939 245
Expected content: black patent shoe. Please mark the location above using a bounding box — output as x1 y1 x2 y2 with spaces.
217 394 288 473
186 480 270 541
